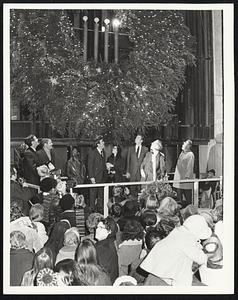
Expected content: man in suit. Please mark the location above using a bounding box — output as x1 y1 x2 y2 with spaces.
140 139 166 182
87 136 107 213
126 134 148 195
173 139 195 208
23 134 40 186
36 138 55 170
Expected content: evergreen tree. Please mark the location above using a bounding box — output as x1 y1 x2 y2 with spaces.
10 9 195 143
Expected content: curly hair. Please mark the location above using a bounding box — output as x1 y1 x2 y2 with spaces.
122 219 144 241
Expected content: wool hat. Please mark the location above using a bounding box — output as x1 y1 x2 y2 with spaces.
183 214 212 240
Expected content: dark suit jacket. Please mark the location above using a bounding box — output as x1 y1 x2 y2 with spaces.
87 148 107 183
126 145 148 181
141 151 166 181
23 147 40 185
107 154 125 182
36 149 55 167
95 237 119 284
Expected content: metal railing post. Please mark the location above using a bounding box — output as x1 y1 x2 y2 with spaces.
104 185 109 217
193 180 199 206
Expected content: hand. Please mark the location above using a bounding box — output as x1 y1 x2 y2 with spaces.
141 169 146 178
90 178 96 184
125 172 130 179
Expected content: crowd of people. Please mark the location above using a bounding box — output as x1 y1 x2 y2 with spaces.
9 133 223 287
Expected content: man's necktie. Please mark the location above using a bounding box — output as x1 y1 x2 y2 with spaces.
136 146 140 158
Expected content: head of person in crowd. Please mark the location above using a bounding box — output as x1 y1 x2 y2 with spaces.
59 194 75 212
37 165 50 180
32 247 54 280
122 219 144 242
150 139 163 154
54 259 82 286
183 215 212 240
113 275 137 286
122 200 139 217
199 210 214 231
76 239 97 265
111 203 122 218
144 194 159 210
95 216 118 241
207 169 216 178
10 164 18 181
112 185 125 199
157 196 180 217
56 179 67 196
77 263 112 286
86 213 104 233
71 147 80 160
145 225 166 251
10 231 27 250
135 134 144 146
94 135 105 151
63 227 80 247
111 144 122 158
140 209 158 229
158 218 176 237
212 205 223 223
24 134 39 150
40 177 57 194
10 201 24 222
182 139 192 152
183 204 199 221
29 204 44 222
41 138 53 151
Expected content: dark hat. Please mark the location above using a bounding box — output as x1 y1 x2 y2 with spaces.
40 177 57 193
59 194 75 211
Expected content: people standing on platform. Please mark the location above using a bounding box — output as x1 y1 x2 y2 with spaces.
126 134 148 195
173 139 195 208
37 138 56 171
23 134 40 186
106 144 126 183
87 136 107 213
67 147 86 185
140 139 166 182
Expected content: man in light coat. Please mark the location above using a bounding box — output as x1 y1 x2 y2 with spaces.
173 139 194 208
140 139 166 182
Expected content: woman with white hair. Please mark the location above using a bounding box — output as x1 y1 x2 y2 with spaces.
141 139 166 182
140 215 212 286
55 227 80 264
10 203 48 252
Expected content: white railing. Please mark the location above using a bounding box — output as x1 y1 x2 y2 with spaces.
74 177 223 217
24 177 222 217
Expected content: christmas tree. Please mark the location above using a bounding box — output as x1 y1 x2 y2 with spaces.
10 9 195 143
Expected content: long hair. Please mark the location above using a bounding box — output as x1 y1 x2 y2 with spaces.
33 247 54 274
54 259 82 286
77 264 111 286
111 144 122 159
157 197 180 217
76 239 97 265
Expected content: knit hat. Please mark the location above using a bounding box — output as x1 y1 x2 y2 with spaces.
183 215 212 240
36 268 59 286
40 177 57 193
